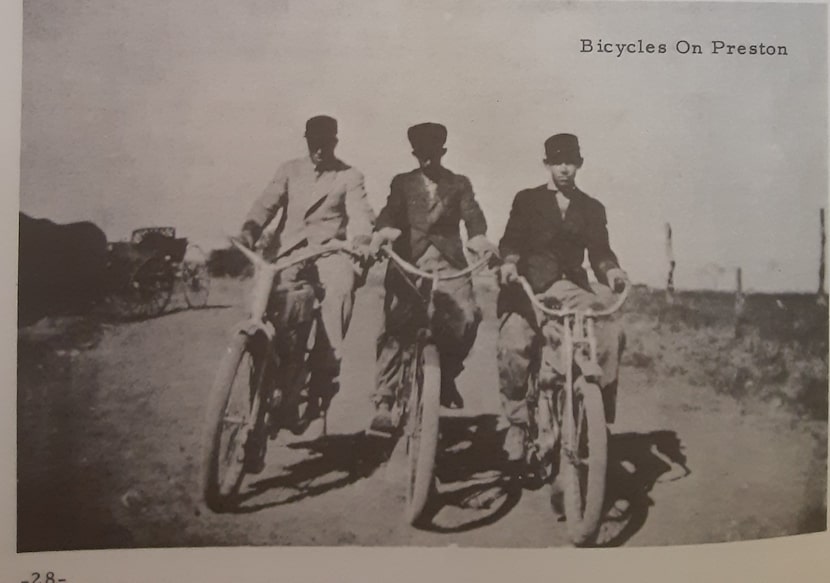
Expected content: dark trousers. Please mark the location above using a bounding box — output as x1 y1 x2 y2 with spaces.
375 246 482 402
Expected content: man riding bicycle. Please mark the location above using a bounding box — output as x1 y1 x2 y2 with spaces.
369 122 497 432
497 133 627 462
238 115 375 445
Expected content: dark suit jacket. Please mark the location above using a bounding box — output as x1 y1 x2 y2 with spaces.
498 185 619 314
375 167 487 268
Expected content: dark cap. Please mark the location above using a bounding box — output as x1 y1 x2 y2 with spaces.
544 133 582 163
407 122 448 152
305 115 338 140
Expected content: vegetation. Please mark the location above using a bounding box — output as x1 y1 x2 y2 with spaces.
622 286 828 420
206 246 253 278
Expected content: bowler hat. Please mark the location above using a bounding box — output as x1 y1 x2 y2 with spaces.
305 115 338 140
407 122 448 152
544 133 582 163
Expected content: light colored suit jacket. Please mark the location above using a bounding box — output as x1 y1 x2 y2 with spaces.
244 156 375 256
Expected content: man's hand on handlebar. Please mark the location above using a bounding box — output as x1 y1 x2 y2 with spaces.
238 229 257 250
606 267 628 294
499 261 519 285
369 227 403 256
466 235 497 257
466 235 500 267
349 234 374 262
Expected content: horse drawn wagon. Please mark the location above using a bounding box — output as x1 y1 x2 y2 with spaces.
106 227 210 320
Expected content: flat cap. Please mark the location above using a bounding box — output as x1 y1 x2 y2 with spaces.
407 122 448 151
305 115 338 139
544 133 582 163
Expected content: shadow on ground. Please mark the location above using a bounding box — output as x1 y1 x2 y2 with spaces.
103 303 233 323
18 318 135 551
232 432 395 513
409 414 690 544
593 429 691 546
416 414 522 533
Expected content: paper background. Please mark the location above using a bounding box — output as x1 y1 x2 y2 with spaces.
3 0 829 580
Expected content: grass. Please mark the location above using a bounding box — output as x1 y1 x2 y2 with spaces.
621 286 829 420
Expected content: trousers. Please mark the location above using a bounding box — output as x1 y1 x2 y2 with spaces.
375 246 482 402
497 279 624 425
274 253 358 403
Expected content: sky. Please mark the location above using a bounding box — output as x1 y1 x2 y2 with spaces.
19 0 828 291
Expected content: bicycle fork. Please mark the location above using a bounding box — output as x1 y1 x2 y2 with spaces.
561 315 602 467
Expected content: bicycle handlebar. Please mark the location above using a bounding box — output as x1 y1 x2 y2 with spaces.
229 237 363 273
383 247 494 281
516 275 630 318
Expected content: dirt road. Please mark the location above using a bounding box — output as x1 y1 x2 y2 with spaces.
17 278 827 550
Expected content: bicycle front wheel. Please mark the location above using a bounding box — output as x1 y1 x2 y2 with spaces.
405 343 441 526
200 332 267 512
561 380 608 546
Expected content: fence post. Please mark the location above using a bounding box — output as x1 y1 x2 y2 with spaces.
819 208 827 306
665 222 675 304
734 267 746 338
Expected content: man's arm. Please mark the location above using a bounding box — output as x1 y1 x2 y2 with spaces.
241 162 290 244
375 175 407 231
586 202 620 286
344 169 376 246
458 176 487 239
499 191 526 265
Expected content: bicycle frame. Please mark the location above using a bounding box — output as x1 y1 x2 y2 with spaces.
383 248 494 423
228 238 363 426
377 246 495 524
201 238 368 510
231 238 360 331
516 276 629 468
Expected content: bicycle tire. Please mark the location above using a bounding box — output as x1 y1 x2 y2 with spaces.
200 332 266 512
561 380 608 546
405 343 441 525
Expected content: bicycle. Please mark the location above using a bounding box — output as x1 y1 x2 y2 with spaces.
514 275 629 546
368 246 493 525
200 237 363 512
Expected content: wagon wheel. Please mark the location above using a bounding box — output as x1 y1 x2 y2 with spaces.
181 244 210 309
113 254 176 320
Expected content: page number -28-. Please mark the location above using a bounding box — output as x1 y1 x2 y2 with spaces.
23 573 66 583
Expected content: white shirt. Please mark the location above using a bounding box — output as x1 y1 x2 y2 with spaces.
547 179 570 219
421 171 438 202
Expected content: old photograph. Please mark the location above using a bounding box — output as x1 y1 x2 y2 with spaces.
15 0 828 553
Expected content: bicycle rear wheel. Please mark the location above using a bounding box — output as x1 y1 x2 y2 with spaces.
200 332 267 512
405 343 441 525
561 380 608 546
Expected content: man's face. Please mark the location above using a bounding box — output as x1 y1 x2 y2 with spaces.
307 136 337 167
413 147 446 176
546 158 581 191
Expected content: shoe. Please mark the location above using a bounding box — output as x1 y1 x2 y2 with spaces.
287 394 324 436
368 400 395 436
440 380 464 409
503 424 527 462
